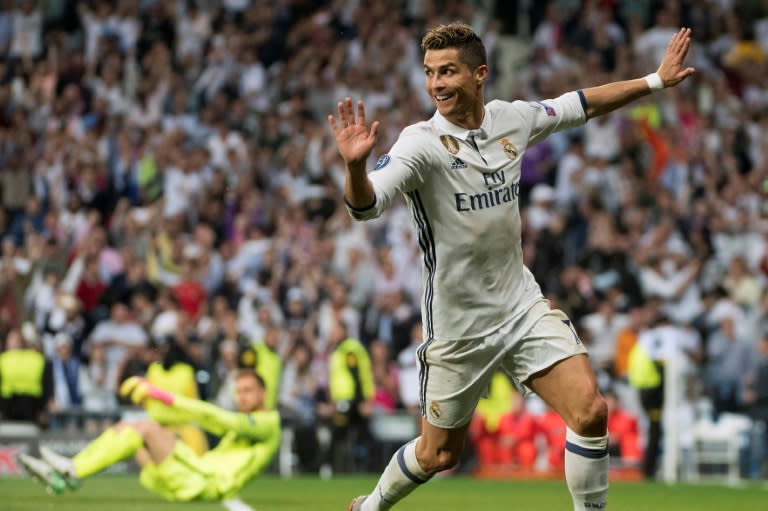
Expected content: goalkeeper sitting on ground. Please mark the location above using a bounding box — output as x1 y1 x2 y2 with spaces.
20 369 280 501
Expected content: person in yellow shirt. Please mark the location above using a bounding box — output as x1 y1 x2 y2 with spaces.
145 339 208 454
20 370 280 503
0 327 52 426
251 326 282 411
327 322 375 473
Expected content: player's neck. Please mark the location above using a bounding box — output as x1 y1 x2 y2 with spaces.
445 103 485 131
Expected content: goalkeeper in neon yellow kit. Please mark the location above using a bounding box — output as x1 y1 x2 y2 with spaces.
20 369 280 501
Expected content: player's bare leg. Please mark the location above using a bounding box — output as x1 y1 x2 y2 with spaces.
527 354 609 510
125 419 176 464
352 420 470 510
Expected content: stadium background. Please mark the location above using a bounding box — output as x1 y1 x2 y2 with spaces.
1 0 768 506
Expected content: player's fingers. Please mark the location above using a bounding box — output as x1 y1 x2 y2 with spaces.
337 101 348 127
672 27 688 54
357 100 366 127
328 114 338 134
676 28 691 56
666 28 681 51
119 376 141 398
680 32 691 56
369 120 381 140
344 97 355 124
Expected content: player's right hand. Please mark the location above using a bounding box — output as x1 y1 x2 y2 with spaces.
327 97 380 167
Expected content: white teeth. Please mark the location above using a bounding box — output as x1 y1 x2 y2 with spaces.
436 95 450 101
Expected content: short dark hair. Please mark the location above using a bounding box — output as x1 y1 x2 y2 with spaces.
421 22 487 70
235 369 265 389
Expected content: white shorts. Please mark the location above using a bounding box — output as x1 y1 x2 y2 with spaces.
417 299 588 429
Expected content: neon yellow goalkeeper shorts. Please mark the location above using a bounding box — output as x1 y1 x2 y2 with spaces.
139 441 221 501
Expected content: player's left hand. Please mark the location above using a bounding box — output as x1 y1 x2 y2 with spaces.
119 376 175 406
657 27 696 87
119 376 151 405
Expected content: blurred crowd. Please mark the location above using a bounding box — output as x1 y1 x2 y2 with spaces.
0 0 767 479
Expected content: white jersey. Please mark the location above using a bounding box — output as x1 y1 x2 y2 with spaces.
347 91 587 340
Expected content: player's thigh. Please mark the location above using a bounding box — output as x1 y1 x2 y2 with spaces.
502 303 587 386
420 334 505 429
139 442 219 501
502 305 597 421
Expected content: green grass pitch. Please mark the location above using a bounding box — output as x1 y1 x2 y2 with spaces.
1 474 766 510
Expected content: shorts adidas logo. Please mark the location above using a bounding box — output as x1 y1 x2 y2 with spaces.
450 157 467 169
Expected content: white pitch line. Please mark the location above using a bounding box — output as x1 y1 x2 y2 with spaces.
221 497 257 511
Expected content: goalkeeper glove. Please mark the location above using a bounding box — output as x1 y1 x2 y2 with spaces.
119 376 175 406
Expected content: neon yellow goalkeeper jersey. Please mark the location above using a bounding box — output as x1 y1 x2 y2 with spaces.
172 396 281 496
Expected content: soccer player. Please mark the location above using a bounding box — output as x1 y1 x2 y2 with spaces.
329 22 694 511
20 369 280 503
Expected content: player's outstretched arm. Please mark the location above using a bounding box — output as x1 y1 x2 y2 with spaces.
328 97 380 209
119 377 277 440
581 28 695 119
170 395 279 440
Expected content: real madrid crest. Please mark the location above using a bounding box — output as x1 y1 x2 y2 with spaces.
440 135 460 155
429 401 441 419
501 138 518 160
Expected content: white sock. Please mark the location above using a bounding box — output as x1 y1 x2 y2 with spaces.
362 438 432 511
564 427 609 511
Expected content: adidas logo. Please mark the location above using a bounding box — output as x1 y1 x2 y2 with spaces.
450 157 467 169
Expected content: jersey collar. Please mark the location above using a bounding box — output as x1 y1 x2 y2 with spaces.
432 107 491 142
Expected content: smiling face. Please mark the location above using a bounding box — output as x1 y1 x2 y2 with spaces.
420 22 488 129
424 48 487 128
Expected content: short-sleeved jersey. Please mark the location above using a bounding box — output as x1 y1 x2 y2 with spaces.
348 91 587 341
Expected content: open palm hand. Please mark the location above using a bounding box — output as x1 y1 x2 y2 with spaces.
328 97 380 167
657 27 696 87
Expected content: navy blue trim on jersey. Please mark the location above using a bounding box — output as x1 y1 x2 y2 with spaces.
406 189 437 417
344 195 377 212
397 445 428 484
577 89 587 116
416 337 433 417
407 191 436 338
565 440 608 459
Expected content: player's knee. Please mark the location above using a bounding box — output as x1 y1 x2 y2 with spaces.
418 446 462 474
128 419 162 438
574 395 608 436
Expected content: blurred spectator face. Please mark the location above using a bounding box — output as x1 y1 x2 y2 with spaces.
264 327 281 350
219 339 238 367
728 256 748 278
4 329 22 351
293 343 311 370
111 302 130 323
720 317 736 339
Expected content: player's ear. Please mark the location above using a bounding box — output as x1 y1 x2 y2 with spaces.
475 64 489 88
